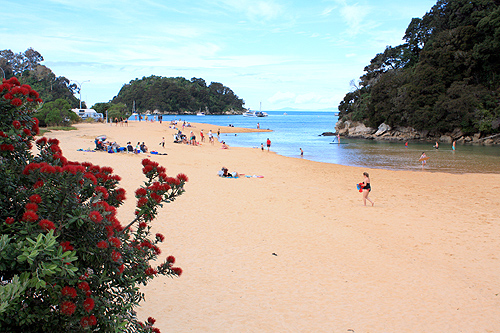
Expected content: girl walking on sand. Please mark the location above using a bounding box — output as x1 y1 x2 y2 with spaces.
362 172 374 206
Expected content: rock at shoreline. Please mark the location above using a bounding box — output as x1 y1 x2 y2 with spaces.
334 119 500 144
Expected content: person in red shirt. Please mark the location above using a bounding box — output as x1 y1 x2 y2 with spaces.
266 138 271 151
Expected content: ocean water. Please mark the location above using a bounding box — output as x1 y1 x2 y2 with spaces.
130 111 500 174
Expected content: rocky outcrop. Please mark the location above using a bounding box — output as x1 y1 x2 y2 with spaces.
334 120 500 145
335 120 376 138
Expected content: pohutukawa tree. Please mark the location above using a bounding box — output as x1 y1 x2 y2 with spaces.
0 77 187 332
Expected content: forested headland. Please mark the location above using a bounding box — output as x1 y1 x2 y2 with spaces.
337 0 500 144
107 76 245 117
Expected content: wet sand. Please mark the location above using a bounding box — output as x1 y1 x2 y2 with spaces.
47 121 500 332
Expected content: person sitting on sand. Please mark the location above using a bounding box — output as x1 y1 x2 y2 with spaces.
126 142 133 153
218 166 238 178
140 142 148 153
221 141 229 149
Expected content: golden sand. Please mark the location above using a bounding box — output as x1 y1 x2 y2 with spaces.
47 121 500 332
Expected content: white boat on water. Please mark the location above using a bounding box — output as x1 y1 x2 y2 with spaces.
243 110 268 117
243 110 255 117
243 102 268 117
196 112 205 116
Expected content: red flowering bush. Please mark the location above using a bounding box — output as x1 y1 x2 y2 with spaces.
0 77 186 332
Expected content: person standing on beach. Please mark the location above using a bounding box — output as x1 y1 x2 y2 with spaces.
160 137 165 148
300 148 303 157
217 128 220 138
208 130 214 145
452 140 456 151
200 129 205 142
257 122 260 129
261 143 264 151
266 138 271 151
361 172 374 206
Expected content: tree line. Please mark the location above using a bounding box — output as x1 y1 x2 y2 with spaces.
339 0 500 135
1 49 245 126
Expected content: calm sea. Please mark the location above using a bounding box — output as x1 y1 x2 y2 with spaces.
130 111 500 174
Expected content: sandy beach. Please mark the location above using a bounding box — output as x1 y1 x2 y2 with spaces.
46 121 500 332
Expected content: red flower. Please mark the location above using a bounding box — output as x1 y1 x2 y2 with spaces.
139 222 147 228
171 267 183 276
142 165 154 174
155 233 165 242
83 172 97 185
145 267 157 276
60 301 76 315
33 180 44 189
150 192 162 203
89 211 103 223
11 98 23 107
80 315 97 327
118 264 125 274
166 256 175 264
0 144 14 151
36 137 47 146
137 197 148 208
152 328 161 333
111 250 122 262
5 217 15 225
29 194 42 203
60 241 74 252
61 286 77 298
39 219 55 231
177 173 189 182
83 297 95 312
12 120 21 129
96 240 108 249
95 186 109 199
108 237 121 247
23 128 31 136
22 210 38 222
78 281 90 292
25 202 38 212
147 317 156 325
135 188 147 197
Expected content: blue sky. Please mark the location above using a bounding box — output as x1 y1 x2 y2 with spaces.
2 0 436 111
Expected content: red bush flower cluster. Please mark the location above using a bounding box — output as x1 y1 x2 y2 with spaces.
1 78 186 332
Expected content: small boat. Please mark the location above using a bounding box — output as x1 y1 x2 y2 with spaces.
196 112 205 116
243 110 256 117
255 111 268 117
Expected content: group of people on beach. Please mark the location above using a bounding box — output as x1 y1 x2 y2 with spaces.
94 136 151 154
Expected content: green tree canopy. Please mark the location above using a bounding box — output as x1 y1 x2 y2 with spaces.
111 75 244 115
339 0 500 135
35 99 80 127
